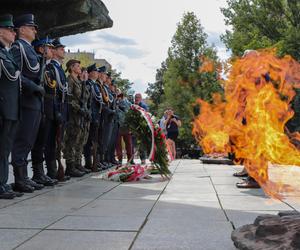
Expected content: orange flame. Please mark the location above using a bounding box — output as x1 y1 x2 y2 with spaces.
199 56 215 73
193 49 300 198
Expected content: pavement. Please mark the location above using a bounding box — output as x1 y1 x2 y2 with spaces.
0 159 299 250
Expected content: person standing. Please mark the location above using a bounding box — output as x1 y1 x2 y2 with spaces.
0 14 22 199
30 38 57 186
83 64 103 172
48 38 70 182
63 59 89 177
115 90 133 164
11 14 44 193
134 93 149 164
164 109 181 159
77 67 92 173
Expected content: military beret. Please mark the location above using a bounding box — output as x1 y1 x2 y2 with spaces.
14 14 38 28
65 59 80 72
97 66 106 73
0 14 14 28
52 38 65 48
106 71 112 77
87 63 98 73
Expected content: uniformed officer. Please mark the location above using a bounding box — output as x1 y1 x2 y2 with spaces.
63 59 90 177
83 63 103 172
47 38 70 182
101 72 116 166
0 14 23 199
77 67 92 172
11 14 44 193
107 80 120 165
30 38 57 186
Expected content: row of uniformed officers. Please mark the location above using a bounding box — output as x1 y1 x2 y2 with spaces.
0 14 131 199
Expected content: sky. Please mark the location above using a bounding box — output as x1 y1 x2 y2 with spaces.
62 0 229 94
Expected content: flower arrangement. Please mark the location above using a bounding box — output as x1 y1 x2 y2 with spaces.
124 105 171 178
104 164 151 182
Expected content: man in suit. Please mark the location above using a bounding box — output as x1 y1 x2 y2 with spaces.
0 14 23 199
11 14 44 193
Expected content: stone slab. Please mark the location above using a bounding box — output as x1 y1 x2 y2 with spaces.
215 184 266 196
100 186 162 200
219 195 292 211
16 230 135 250
0 212 63 229
149 201 226 221
47 215 144 231
132 218 235 250
0 229 40 250
71 199 155 217
225 210 280 228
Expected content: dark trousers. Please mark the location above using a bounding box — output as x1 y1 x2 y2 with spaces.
31 116 57 165
116 130 133 162
108 120 119 161
101 110 113 161
0 119 18 186
84 122 99 159
44 119 57 162
12 108 41 169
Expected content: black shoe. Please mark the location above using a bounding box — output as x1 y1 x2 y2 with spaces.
111 159 119 165
32 174 56 187
0 191 16 199
24 178 44 190
68 168 85 177
65 163 85 177
44 175 58 185
4 184 24 197
13 183 34 193
76 164 91 174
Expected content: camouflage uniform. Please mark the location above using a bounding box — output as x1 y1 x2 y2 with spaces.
63 75 88 175
74 80 92 166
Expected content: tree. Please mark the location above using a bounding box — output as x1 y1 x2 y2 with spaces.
111 70 134 97
154 12 223 148
221 0 300 61
146 61 167 113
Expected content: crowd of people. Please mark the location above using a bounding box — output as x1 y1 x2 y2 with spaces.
0 13 152 199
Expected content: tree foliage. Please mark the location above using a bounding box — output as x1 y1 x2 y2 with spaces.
146 61 167 113
147 12 223 148
221 0 300 61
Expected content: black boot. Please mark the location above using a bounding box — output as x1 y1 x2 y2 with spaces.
23 167 44 190
84 156 92 170
46 160 58 180
4 184 23 197
65 162 85 177
13 166 34 193
75 162 91 174
32 163 56 186
0 185 16 199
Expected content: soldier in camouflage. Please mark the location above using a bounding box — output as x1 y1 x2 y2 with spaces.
63 59 90 177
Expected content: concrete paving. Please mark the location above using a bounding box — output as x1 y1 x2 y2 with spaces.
0 159 299 250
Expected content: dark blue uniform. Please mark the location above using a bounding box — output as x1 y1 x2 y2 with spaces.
0 41 20 194
10 39 44 191
84 79 102 170
100 83 115 165
30 53 57 186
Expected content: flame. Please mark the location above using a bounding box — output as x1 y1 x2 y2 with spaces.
193 49 300 198
199 56 215 73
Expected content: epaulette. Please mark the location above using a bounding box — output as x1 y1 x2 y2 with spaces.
10 42 20 50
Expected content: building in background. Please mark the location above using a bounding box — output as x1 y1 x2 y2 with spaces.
64 50 112 70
